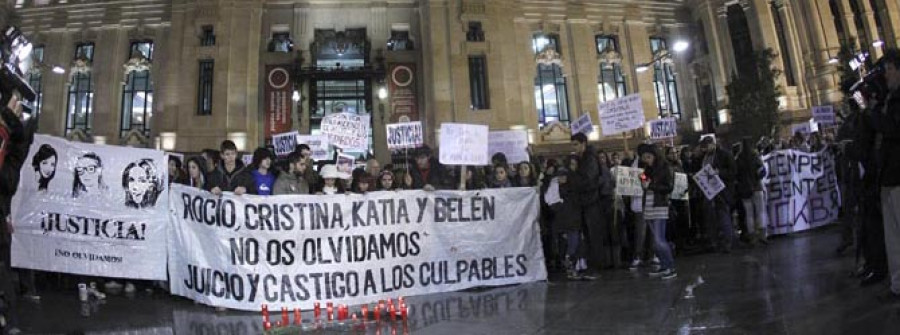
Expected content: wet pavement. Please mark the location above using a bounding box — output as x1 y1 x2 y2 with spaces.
9 226 900 334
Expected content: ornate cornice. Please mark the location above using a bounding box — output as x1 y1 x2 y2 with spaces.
536 48 563 66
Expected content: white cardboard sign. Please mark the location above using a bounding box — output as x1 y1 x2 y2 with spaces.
598 94 645 135
693 164 726 200
386 122 424 150
488 130 530 164
439 123 490 166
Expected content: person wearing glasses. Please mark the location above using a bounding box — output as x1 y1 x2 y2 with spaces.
72 152 106 198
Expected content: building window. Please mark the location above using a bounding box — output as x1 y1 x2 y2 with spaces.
387 30 414 51
467 22 485 42
66 73 93 134
468 56 490 109
596 36 626 103
130 40 154 60
534 64 569 126
532 33 560 54
268 32 294 52
197 60 214 115
120 70 153 137
311 79 373 154
28 46 44 116
772 3 796 86
650 37 681 119
200 25 216 46
75 42 94 61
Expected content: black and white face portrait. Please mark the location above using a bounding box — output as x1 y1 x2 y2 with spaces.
31 144 58 191
73 152 105 198
122 159 164 209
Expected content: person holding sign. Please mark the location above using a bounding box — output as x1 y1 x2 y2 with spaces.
410 146 445 191
637 144 677 279
699 137 737 253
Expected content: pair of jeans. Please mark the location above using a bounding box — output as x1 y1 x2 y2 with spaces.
630 212 647 260
742 191 768 239
646 219 675 270
704 198 734 251
882 187 900 294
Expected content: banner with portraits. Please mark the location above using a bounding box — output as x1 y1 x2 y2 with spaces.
167 185 547 311
10 135 169 280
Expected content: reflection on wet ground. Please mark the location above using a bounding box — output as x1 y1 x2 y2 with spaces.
11 226 900 334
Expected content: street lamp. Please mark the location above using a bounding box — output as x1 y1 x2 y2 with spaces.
378 86 388 100
634 40 689 73
672 40 690 53
873 40 885 48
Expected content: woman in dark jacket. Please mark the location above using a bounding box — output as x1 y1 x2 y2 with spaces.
553 156 592 280
638 143 677 279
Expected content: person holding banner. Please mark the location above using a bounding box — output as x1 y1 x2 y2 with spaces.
699 137 737 253
410 146 445 191
208 141 254 196
182 156 209 190
273 151 310 195
318 165 346 195
377 170 396 191
491 164 513 188
247 148 277 196
637 144 677 279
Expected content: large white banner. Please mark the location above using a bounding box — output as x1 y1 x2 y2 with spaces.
11 135 169 280
321 113 370 150
439 123 489 166
488 130 529 164
598 94 645 135
168 185 547 311
762 149 840 235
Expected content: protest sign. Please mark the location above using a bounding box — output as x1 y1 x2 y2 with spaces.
791 123 811 135
386 122 424 150
11 135 169 280
671 172 690 200
693 164 726 200
762 149 840 235
598 94 645 135
570 114 593 135
488 130 529 164
439 123 489 166
241 154 253 166
812 105 836 126
272 131 299 157
296 135 330 161
612 166 644 197
336 153 355 178
321 113 370 150
167 185 547 310
649 118 678 141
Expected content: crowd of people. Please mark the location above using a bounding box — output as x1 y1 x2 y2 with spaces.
2 49 900 334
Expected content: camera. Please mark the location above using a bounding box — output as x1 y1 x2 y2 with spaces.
0 26 37 109
849 58 887 110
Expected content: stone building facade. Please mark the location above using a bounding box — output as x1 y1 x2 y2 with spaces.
4 0 900 161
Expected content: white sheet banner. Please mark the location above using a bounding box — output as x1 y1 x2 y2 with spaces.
167 185 547 310
321 113 370 150
488 130 529 164
612 166 643 197
273 131 299 157
762 149 840 235
693 164 725 200
598 94 645 135
649 118 677 140
671 172 690 201
11 135 169 280
386 122 424 150
570 114 593 135
439 123 489 166
296 135 330 161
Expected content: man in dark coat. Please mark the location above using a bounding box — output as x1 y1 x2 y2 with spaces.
409 146 445 191
208 140 255 195
570 133 601 275
699 136 737 253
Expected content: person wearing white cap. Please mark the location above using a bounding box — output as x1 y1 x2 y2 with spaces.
319 164 347 195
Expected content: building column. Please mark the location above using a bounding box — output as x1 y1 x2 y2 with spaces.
858 0 883 59
796 0 840 105
776 1 808 108
622 10 657 123
716 5 737 79
565 18 599 123
877 0 900 48
745 0 788 89
836 0 861 50
419 0 454 145
697 0 729 107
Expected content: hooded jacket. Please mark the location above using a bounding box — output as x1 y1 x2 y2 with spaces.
273 171 310 195
209 160 256 193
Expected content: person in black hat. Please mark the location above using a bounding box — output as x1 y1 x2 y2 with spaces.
409 145 445 191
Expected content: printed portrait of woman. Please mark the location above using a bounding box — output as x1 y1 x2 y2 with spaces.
122 158 164 209
31 144 58 191
72 152 107 198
